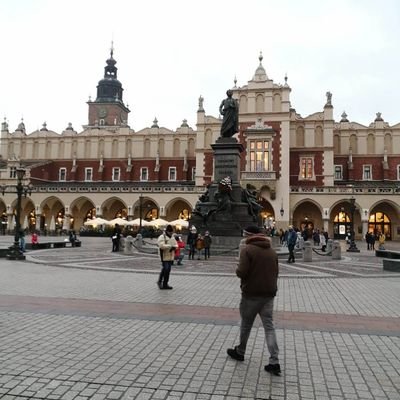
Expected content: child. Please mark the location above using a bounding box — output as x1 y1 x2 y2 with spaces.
174 235 186 265
195 234 205 260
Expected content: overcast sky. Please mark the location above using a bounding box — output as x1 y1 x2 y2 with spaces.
1 0 399 134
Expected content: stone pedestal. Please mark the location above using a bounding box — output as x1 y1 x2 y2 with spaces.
326 239 333 254
189 137 258 236
303 241 312 262
124 235 134 254
332 240 341 260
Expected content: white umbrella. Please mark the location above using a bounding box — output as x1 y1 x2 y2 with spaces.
84 217 109 227
168 218 189 228
126 218 152 227
108 217 129 226
148 218 169 227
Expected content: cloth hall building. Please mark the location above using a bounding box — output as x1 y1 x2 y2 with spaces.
1 51 400 240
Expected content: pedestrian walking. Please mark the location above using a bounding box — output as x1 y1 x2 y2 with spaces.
203 231 212 259
19 229 26 252
287 225 297 263
157 225 177 290
378 232 386 250
227 225 281 376
187 226 198 260
320 230 327 252
111 223 122 252
69 230 77 247
365 232 371 250
370 231 376 250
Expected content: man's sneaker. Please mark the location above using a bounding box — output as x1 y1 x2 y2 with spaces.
227 347 244 361
157 281 162 289
163 285 173 290
264 363 281 376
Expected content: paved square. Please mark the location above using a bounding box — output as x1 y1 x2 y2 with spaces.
0 236 399 399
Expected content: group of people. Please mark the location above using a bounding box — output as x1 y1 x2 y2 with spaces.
365 230 385 250
186 226 212 260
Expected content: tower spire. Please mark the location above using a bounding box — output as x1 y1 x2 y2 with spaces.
110 40 114 58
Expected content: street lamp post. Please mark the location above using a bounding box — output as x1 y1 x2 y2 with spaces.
139 194 143 232
4 168 32 260
347 197 360 253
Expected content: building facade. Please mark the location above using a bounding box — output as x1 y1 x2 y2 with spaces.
1 51 400 239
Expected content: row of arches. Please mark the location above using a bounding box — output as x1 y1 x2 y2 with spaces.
290 199 398 240
239 93 282 114
293 126 394 154
1 194 398 240
295 126 324 147
333 132 393 154
0 196 193 233
258 197 399 240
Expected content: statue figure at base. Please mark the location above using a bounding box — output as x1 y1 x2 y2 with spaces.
242 184 263 221
214 176 234 215
219 89 239 138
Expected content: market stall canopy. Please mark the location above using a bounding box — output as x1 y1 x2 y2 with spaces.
108 217 129 226
84 217 111 226
148 218 169 227
168 218 189 228
126 218 152 227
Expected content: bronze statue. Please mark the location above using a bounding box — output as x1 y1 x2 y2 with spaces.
242 184 263 221
219 89 239 138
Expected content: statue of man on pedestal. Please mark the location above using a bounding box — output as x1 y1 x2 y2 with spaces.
219 89 239 138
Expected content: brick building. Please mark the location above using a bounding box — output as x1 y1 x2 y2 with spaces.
1 50 399 240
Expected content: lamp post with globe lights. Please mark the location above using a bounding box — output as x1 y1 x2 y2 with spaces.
347 196 360 253
0 168 33 260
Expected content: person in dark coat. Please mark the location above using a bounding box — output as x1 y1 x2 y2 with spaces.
203 231 212 259
111 223 122 252
287 226 297 263
227 225 281 376
69 230 77 247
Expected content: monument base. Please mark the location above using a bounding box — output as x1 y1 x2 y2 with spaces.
190 201 259 236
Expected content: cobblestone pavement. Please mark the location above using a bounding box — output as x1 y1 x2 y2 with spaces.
0 236 399 399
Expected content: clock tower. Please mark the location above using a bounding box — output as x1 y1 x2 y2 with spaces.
87 44 130 127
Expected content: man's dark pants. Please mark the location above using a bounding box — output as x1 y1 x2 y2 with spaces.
158 260 172 287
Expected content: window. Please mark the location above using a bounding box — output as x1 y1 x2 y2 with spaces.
9 167 17 179
397 165 400 180
85 168 93 182
112 167 120 182
168 167 177 181
249 140 271 171
192 167 196 181
363 165 372 180
59 168 67 181
300 157 314 180
140 167 148 181
334 165 343 180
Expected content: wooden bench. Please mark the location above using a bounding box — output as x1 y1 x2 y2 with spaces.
25 241 82 250
382 258 400 272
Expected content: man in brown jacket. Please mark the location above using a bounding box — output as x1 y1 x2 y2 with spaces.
227 225 281 376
